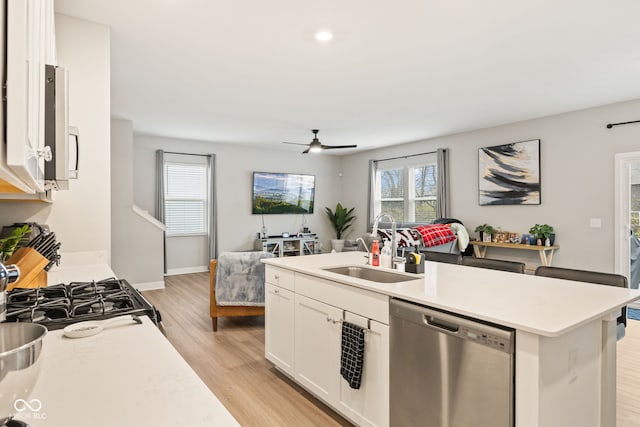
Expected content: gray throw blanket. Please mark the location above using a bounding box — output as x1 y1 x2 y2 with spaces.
214 251 274 306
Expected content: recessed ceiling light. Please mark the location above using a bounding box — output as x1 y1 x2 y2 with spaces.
315 31 333 42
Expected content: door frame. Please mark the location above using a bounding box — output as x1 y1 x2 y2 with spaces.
614 151 640 307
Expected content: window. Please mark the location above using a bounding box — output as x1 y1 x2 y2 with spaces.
373 152 439 223
164 158 209 236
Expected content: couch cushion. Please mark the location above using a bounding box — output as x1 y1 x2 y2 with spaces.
413 224 456 248
376 228 422 248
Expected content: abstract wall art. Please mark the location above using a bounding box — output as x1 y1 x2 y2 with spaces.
478 139 540 206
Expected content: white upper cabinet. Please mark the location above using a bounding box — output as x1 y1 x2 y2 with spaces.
5 0 56 193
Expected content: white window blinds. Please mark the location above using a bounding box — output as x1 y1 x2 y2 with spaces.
164 158 208 236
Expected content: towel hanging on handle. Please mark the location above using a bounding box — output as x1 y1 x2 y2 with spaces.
340 321 366 389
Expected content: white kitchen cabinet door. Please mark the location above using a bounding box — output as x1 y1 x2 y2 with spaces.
338 312 390 427
294 294 342 407
6 0 56 193
265 283 295 376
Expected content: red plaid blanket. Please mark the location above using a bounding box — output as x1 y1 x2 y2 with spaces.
413 224 456 248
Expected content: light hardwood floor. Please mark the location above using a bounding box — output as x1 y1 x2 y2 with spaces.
144 273 352 427
145 272 640 427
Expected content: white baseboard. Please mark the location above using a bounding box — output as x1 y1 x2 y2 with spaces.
133 281 165 291
165 266 208 276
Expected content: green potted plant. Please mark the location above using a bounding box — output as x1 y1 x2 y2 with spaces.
529 224 554 246
325 203 356 252
474 224 495 242
0 224 31 262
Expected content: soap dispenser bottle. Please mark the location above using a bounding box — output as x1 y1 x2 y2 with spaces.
381 239 392 268
371 240 380 267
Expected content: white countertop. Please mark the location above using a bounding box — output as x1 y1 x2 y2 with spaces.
22 316 238 427
46 263 117 285
264 252 640 337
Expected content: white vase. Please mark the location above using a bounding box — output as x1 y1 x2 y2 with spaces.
331 239 345 252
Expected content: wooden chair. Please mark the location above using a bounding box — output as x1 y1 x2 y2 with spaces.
461 257 525 273
209 252 273 331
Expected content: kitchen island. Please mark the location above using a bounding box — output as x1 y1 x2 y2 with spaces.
263 251 640 427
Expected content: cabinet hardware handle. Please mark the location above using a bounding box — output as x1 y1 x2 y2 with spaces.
274 289 279 294
274 275 280 280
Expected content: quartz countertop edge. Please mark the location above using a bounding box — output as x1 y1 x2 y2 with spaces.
263 252 640 337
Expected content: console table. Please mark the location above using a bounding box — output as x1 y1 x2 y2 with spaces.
469 241 559 266
255 234 319 257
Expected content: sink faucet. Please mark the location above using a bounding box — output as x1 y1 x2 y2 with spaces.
371 212 404 268
355 237 370 253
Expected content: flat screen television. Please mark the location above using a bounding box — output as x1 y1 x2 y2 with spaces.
252 172 315 214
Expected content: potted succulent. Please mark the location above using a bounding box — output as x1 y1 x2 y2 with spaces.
474 224 495 242
529 224 554 246
325 203 356 252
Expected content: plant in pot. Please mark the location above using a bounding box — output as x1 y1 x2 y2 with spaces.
474 224 495 242
0 224 31 262
325 203 356 252
529 224 554 246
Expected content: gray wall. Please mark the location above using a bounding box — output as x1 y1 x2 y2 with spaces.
111 118 164 288
133 134 344 270
340 98 640 272
0 15 111 264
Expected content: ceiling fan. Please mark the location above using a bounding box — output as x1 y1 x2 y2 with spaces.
283 129 357 154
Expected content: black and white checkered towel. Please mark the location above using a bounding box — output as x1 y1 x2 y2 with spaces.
340 321 366 389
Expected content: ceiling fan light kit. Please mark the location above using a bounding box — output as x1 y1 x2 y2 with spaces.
282 129 357 154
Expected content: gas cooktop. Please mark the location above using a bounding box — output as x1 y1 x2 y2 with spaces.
5 278 159 330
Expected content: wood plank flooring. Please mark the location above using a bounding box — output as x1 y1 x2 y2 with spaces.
145 272 640 427
144 273 352 427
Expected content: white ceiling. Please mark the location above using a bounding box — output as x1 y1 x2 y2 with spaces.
55 0 640 154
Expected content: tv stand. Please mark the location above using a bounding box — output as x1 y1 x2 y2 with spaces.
255 234 319 257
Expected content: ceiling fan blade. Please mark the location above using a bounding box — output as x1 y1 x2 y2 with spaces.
282 141 309 146
321 144 358 150
302 147 310 154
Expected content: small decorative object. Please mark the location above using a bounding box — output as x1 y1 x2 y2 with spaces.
474 224 495 242
325 203 356 252
478 139 541 206
529 224 554 246
509 233 520 244
494 231 509 243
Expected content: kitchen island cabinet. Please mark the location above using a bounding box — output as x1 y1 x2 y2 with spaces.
263 252 640 427
265 266 390 427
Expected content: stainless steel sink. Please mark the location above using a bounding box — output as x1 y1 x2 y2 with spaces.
322 266 417 283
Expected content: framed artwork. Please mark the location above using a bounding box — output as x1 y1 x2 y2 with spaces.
478 139 540 206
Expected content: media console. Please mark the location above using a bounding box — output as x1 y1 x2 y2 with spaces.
255 234 320 257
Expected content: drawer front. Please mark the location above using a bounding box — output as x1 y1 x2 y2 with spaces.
296 273 389 324
265 266 295 291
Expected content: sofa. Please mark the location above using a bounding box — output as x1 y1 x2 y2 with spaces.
360 218 472 257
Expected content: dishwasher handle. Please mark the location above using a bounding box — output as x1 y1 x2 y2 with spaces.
423 314 460 333
390 298 514 351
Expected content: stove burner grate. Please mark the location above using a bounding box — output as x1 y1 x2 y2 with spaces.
5 279 158 330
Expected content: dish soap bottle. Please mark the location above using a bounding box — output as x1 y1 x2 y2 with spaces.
381 239 392 268
371 240 380 267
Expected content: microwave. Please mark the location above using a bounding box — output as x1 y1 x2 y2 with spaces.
44 64 79 191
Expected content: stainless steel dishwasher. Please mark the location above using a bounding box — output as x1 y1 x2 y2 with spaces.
390 298 515 427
